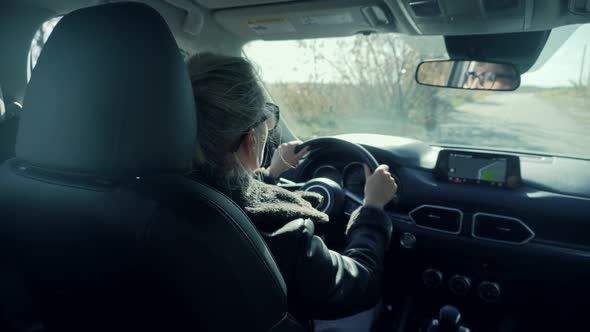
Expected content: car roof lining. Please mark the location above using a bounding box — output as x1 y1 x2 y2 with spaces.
3 0 590 102
12 0 590 48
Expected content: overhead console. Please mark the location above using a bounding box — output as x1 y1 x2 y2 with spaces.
392 0 532 34
386 0 590 35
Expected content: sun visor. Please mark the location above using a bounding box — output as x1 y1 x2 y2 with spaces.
214 0 395 41
444 30 550 74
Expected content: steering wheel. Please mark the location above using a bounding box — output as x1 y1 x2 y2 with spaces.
290 138 382 237
295 137 380 171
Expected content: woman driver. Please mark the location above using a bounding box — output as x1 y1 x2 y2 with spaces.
187 52 397 327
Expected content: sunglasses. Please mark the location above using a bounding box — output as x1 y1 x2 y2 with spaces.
465 71 515 88
232 102 280 152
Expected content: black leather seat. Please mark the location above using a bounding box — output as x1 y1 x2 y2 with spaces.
0 3 304 331
0 103 20 163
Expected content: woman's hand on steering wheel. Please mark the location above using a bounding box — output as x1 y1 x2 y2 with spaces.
267 141 310 179
363 164 398 210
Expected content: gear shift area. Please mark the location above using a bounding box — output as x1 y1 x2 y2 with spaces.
427 305 471 332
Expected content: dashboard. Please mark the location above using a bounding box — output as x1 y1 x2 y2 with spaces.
284 134 590 330
291 134 590 246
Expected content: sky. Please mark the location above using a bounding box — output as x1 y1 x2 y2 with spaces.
245 23 590 88
522 24 590 87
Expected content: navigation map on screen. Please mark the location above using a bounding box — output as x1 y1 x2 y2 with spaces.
448 153 507 184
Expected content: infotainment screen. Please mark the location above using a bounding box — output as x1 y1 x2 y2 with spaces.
435 150 521 188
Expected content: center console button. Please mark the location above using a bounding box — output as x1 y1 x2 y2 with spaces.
423 268 443 289
478 281 501 303
449 274 471 295
400 232 417 249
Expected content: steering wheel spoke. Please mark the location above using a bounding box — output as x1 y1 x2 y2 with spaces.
344 189 363 205
277 178 306 190
343 189 363 216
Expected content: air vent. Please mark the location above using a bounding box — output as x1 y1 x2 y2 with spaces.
409 205 462 234
472 213 534 244
570 0 590 14
483 0 519 12
408 0 442 18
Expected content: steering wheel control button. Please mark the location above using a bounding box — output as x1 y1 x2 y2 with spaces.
409 205 463 234
478 281 501 303
400 232 417 249
422 268 443 289
472 213 534 244
449 275 472 295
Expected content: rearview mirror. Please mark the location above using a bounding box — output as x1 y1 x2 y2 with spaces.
416 60 520 91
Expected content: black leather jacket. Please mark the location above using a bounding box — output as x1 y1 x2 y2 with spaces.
238 170 393 324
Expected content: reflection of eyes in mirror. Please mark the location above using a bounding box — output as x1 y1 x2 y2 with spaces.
462 62 517 90
416 60 520 91
464 71 516 90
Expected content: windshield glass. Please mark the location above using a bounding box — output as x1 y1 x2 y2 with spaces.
244 24 590 159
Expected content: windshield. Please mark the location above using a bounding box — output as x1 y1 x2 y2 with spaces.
244 24 590 159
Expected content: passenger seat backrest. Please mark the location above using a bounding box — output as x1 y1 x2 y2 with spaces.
0 103 19 163
0 3 304 331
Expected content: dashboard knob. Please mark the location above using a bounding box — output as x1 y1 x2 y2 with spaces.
449 275 471 295
478 281 501 303
400 232 417 249
422 268 443 289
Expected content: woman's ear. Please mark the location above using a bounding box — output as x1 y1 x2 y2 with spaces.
237 129 258 170
244 129 256 152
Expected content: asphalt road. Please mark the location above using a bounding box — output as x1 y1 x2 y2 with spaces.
437 92 588 158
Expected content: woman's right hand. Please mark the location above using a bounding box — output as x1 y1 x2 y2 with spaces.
363 164 397 210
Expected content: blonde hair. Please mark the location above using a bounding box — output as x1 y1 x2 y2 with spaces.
187 52 267 190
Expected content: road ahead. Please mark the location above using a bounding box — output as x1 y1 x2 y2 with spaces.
438 92 588 158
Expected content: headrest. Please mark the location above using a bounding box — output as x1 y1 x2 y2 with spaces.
16 2 196 177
